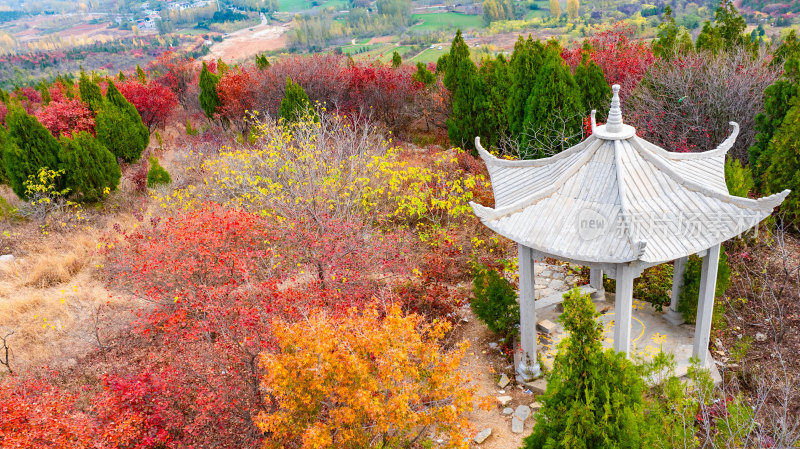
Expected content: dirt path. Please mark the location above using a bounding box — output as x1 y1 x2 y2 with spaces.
206 16 290 61
452 306 538 448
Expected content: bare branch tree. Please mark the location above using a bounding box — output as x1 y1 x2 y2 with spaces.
0 329 14 374
498 110 586 160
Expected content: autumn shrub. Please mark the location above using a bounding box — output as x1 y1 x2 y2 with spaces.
525 288 656 448
256 305 475 449
35 97 94 138
471 264 519 343
146 156 171 188
117 79 178 131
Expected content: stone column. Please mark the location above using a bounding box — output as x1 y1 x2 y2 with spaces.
517 244 541 380
665 257 688 325
694 244 720 366
589 267 605 300
614 263 635 355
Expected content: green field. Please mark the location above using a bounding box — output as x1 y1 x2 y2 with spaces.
409 12 483 31
525 8 549 19
278 0 313 12
320 0 349 10
409 46 449 63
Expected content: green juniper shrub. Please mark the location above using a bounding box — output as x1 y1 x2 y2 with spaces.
59 131 121 202
3 108 63 199
279 77 315 123
78 71 103 112
412 62 436 87
391 51 402 68
199 61 221 118
677 249 730 325
724 157 754 198
186 119 199 136
524 288 656 449
95 82 150 163
147 156 172 188
471 264 519 344
603 263 674 310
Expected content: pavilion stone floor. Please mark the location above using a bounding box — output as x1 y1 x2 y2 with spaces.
527 264 722 384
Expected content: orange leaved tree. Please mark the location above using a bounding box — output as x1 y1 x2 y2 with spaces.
256 305 475 449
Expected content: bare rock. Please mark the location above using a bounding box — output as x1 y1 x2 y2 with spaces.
514 404 531 421
755 333 767 342
497 395 513 407
529 378 547 394
474 428 492 444
530 401 543 412
502 407 514 416
498 373 510 388
0 254 14 263
536 319 558 335
511 417 524 433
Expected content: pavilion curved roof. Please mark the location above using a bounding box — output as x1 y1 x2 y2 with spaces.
470 85 789 265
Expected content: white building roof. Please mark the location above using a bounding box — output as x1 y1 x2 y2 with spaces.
470 85 789 265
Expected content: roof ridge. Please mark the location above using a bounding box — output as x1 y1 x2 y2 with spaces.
471 138 604 221
627 136 789 212
475 135 598 168
632 122 739 161
614 140 647 259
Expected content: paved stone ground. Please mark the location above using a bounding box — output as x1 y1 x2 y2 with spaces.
533 262 580 300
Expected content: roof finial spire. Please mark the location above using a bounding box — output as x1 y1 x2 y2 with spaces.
606 84 623 133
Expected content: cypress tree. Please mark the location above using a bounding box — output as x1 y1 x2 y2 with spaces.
524 288 655 449
412 62 436 87
652 6 680 60
0 124 11 185
765 97 800 223
391 51 402 68
60 131 121 202
118 71 126 81
255 54 271 70
136 64 147 84
95 81 149 163
574 57 611 120
279 77 313 122
78 71 103 112
199 61 221 119
147 156 172 188
480 54 511 148
506 35 546 140
443 29 488 153
522 51 584 158
3 108 63 199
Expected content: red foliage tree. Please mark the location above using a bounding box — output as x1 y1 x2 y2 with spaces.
35 98 95 138
562 23 655 99
149 52 198 109
117 80 179 131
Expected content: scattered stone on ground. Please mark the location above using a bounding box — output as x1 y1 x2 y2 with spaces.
498 373 510 388
0 254 14 263
530 401 542 412
529 378 547 394
514 405 531 422
497 395 513 407
488 341 499 350
755 332 767 342
536 319 557 335
502 407 514 416
511 417 524 434
474 428 492 444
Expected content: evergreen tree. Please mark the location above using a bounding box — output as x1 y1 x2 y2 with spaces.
522 52 584 158
443 29 488 153
748 34 800 189
391 51 402 68
524 288 655 449
97 80 149 162
0 124 11 185
78 71 103 112
765 97 800 223
199 61 221 119
412 62 436 87
695 0 753 55
652 6 681 60
480 54 511 149
279 77 313 122
506 36 546 140
255 53 271 70
147 156 172 188
37 80 51 106
217 59 230 76
3 108 63 199
60 131 121 202
136 64 147 84
574 57 611 120
118 71 126 81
